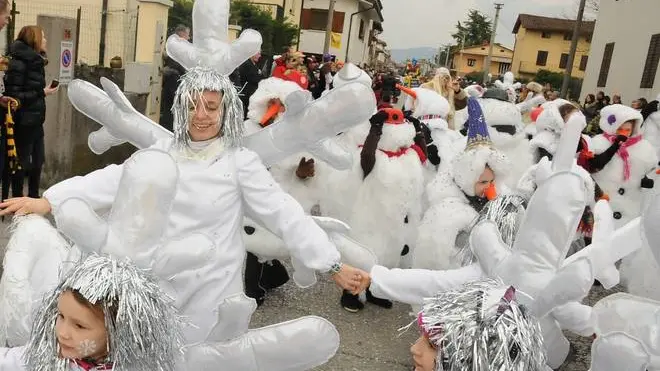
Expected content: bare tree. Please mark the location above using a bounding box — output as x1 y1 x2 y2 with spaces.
562 0 599 19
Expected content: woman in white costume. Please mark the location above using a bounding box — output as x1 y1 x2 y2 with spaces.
413 98 510 271
0 66 366 369
420 67 467 130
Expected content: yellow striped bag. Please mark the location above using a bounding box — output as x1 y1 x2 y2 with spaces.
5 98 21 174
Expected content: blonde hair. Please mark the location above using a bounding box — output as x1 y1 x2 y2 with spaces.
17 25 44 53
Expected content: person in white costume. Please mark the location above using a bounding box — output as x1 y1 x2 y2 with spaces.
493 71 522 103
589 104 657 229
413 98 510 271
528 98 575 163
0 66 367 370
338 107 428 312
587 192 660 371
476 88 534 189
420 67 468 130
366 112 618 369
400 85 464 175
0 251 182 371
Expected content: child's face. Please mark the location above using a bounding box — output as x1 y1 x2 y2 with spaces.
410 335 437 371
474 166 496 199
55 291 109 360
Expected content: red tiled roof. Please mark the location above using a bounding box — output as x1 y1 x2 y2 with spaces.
513 14 595 35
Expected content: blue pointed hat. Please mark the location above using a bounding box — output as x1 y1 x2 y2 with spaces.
465 97 493 150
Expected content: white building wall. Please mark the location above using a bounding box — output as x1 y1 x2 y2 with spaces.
582 0 660 102
298 0 371 63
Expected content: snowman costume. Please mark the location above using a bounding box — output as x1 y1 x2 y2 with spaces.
402 87 464 176
413 98 510 271
478 88 534 189
590 104 657 229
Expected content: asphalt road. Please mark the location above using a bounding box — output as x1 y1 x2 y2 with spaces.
0 218 617 370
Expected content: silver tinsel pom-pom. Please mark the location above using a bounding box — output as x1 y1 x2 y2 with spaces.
455 194 528 267
417 279 546 371
25 254 183 371
172 66 244 149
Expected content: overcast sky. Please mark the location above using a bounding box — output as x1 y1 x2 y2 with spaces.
380 0 588 50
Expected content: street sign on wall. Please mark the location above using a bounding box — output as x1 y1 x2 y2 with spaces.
59 40 74 84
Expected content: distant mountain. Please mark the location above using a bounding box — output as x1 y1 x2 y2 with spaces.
390 47 438 63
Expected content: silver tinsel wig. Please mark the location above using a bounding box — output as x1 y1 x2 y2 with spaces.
172 66 244 148
25 254 183 371
417 279 546 371
455 194 528 266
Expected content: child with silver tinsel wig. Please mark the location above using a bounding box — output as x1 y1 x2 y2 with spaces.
0 254 182 371
410 279 546 371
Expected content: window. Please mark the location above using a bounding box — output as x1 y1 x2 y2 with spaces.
640 33 660 89
467 58 476 67
559 53 569 69
301 9 345 32
564 33 572 41
358 19 365 40
541 32 552 39
579 55 588 71
498 62 511 75
536 50 548 66
597 42 615 87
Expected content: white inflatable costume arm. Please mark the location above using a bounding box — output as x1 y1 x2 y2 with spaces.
183 316 339 371
517 94 546 114
470 114 590 368
368 263 485 306
68 73 374 169
0 346 27 370
167 0 261 75
0 216 70 347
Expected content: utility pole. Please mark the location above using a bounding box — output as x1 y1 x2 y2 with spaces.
444 44 451 67
482 3 503 85
323 0 337 55
561 0 587 99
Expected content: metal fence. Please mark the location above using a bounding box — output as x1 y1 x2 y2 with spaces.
7 0 138 66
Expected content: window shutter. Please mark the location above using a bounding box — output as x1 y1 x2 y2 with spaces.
640 34 660 89
597 43 615 87
301 8 312 29
579 55 588 71
332 11 345 33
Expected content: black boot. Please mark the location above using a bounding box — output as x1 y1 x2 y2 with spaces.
366 288 393 309
340 290 364 313
259 259 290 290
244 252 266 306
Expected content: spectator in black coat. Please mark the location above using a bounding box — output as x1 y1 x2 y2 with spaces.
238 52 264 119
4 26 58 198
159 25 189 132
160 55 187 132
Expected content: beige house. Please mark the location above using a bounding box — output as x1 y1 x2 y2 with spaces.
7 0 172 67
511 14 594 80
451 43 513 78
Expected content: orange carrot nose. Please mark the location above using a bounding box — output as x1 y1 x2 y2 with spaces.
656 168 660 175
260 100 283 127
484 183 497 201
616 128 632 137
396 84 417 100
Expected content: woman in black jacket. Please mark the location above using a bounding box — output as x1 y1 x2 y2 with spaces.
4 26 58 198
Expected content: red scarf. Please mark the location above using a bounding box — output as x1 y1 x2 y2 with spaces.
73 359 114 370
603 133 642 181
359 144 427 163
